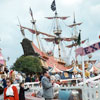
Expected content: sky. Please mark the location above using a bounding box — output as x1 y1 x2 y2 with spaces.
0 0 100 67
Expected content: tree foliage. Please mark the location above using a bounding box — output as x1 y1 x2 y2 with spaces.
13 56 42 74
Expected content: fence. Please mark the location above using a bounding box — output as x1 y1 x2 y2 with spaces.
9 75 100 100
12 81 100 100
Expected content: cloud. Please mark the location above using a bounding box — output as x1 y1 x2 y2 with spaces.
0 0 100 67
58 0 83 6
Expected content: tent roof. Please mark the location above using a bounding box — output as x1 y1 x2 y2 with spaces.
50 66 62 73
67 66 82 73
89 65 100 73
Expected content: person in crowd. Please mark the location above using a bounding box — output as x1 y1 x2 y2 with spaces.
19 82 29 100
2 75 7 88
0 86 4 95
31 74 35 82
41 71 54 100
50 74 56 81
90 72 93 77
60 72 65 79
39 73 43 81
36 82 43 98
0 65 4 73
55 72 61 81
4 67 9 75
72 73 75 79
18 73 23 83
75 73 78 78
0 76 2 84
0 86 4 100
9 70 16 82
85 70 90 78
71 80 76 86
35 76 39 82
4 78 19 100
25 75 31 82
77 72 81 78
56 80 61 85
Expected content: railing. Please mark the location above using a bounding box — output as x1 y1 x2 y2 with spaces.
11 76 100 100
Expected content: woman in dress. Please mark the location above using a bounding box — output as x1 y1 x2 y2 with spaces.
4 78 19 100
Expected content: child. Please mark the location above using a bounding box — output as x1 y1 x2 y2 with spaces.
19 82 29 100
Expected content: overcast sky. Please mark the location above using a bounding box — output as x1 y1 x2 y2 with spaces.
0 0 100 67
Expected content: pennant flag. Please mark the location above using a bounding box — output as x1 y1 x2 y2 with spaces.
17 17 25 37
30 8 33 17
20 27 25 37
77 33 81 46
51 0 56 11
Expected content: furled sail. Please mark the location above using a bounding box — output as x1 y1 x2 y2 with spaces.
68 22 82 28
66 39 87 48
43 37 77 44
21 26 56 37
45 16 70 20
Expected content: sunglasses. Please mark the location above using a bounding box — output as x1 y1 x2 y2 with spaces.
6 81 10 83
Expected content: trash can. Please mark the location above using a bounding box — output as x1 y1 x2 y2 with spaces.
59 89 71 100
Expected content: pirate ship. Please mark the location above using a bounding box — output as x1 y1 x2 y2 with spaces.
19 0 87 72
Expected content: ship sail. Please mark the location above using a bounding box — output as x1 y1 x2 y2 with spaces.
66 39 87 48
21 26 56 37
43 37 77 43
45 16 70 20
68 22 82 28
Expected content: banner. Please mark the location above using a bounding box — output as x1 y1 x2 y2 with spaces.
75 41 100 57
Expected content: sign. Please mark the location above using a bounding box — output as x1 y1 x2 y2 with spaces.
75 41 100 57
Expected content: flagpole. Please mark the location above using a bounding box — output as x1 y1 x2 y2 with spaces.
79 30 85 85
82 54 85 85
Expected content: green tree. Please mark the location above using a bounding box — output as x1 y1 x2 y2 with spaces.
13 56 42 74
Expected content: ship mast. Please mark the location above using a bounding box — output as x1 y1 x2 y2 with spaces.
30 8 41 50
53 1 62 60
73 13 78 63
73 13 77 38
67 13 83 64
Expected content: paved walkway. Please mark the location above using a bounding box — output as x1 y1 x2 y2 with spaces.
0 94 58 100
25 92 58 100
0 94 3 100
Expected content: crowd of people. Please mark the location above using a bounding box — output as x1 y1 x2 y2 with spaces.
0 68 99 100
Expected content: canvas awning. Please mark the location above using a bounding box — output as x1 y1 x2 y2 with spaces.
49 65 62 73
66 66 82 73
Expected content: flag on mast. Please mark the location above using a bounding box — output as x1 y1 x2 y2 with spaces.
77 31 81 46
51 0 56 11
